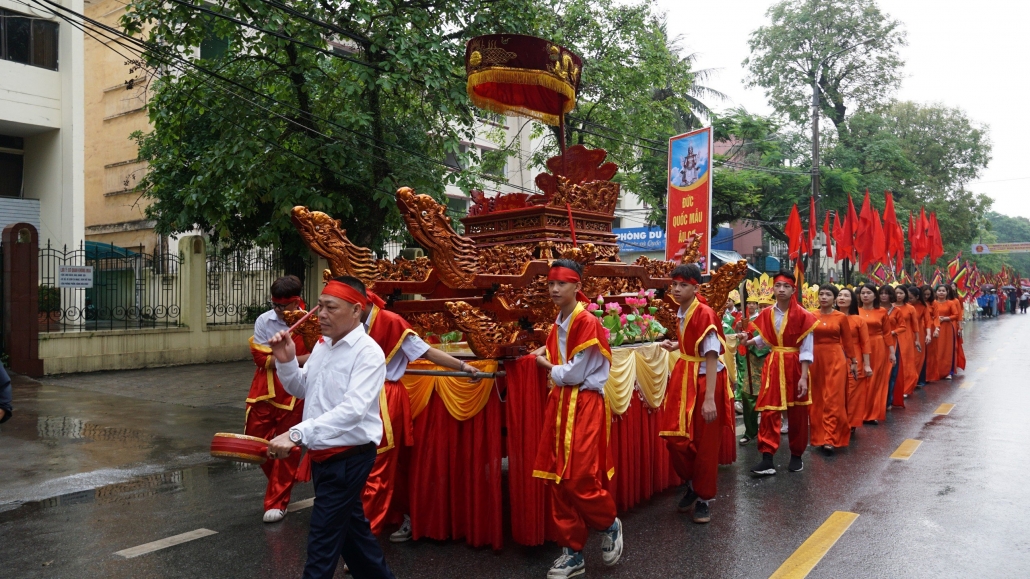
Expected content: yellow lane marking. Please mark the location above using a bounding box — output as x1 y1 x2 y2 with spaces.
114 528 217 559
769 511 860 579
959 381 975 389
890 439 922 460
287 497 315 512
934 403 955 415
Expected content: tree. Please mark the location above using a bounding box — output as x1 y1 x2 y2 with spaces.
707 108 859 243
744 0 906 139
825 101 993 256
983 212 1030 277
123 0 543 275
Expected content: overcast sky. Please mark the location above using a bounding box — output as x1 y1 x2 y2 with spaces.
657 0 1029 219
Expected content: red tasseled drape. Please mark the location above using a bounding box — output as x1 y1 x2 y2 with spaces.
408 385 504 550
504 355 550 545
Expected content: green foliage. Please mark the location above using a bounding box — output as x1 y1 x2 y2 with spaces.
531 0 707 225
122 0 544 263
705 108 858 241
982 212 1030 277
744 0 907 135
826 101 993 256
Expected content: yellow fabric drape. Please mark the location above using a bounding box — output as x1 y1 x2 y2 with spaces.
401 359 498 421
603 342 673 414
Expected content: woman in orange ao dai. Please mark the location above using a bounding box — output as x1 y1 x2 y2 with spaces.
887 285 919 409
930 284 960 381
908 286 933 388
837 288 872 430
808 285 856 452
858 284 894 424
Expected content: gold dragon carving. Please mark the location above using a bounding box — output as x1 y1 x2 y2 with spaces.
700 260 750 315
291 207 379 286
280 309 322 352
444 301 523 359
396 187 480 288
548 175 619 215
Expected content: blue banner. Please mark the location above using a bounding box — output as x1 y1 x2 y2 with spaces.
614 227 665 253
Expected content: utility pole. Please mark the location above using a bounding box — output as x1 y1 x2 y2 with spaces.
810 38 876 285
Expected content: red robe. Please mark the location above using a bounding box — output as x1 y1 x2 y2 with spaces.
532 303 616 552
245 332 309 511
751 301 819 411
362 305 418 535
751 301 818 457
659 298 731 499
533 302 614 484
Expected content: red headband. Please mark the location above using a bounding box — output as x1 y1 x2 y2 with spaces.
366 290 387 309
271 295 301 305
773 274 796 289
548 266 590 303
321 281 368 307
548 266 581 284
671 274 701 285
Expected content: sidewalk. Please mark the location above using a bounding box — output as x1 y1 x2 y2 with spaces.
43 360 255 409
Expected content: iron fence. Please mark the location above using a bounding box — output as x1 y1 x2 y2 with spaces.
206 245 286 326
38 240 183 332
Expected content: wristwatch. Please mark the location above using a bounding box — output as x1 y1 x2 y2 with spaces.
288 429 303 445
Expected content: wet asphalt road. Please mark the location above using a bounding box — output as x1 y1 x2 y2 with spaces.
3 314 1030 578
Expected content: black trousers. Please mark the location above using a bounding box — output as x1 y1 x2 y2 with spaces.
303 447 394 579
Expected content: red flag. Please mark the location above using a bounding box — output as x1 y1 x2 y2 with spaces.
907 211 915 262
928 212 945 264
883 191 904 270
948 252 962 280
823 211 833 258
912 207 930 265
785 203 803 260
808 196 817 255
856 190 886 272
842 194 859 261
832 211 845 263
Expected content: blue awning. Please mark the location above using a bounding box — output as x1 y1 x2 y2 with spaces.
85 241 138 260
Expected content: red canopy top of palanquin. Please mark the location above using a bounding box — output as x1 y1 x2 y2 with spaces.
465 34 582 127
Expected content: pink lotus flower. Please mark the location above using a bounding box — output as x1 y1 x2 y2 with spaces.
587 302 599 311
603 327 611 341
619 314 628 325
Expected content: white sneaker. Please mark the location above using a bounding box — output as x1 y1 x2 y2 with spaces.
263 508 286 523
547 548 585 578
389 514 412 542
600 517 623 566
781 421 789 434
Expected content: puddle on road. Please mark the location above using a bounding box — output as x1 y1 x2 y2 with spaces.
36 416 156 443
0 460 257 521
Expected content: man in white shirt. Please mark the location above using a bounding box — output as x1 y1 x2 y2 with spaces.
267 276 394 579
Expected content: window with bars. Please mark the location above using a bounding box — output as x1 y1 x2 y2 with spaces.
0 9 58 71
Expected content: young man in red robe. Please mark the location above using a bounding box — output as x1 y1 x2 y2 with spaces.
659 263 730 524
245 275 311 523
358 290 479 542
745 271 818 476
531 259 623 579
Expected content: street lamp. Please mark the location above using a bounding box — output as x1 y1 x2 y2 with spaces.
811 38 876 284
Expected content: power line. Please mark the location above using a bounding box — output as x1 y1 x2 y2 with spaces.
31 0 541 196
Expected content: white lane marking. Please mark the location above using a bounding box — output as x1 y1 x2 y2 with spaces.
114 528 217 559
287 497 315 512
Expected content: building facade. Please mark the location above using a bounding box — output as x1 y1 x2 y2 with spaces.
0 0 84 248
